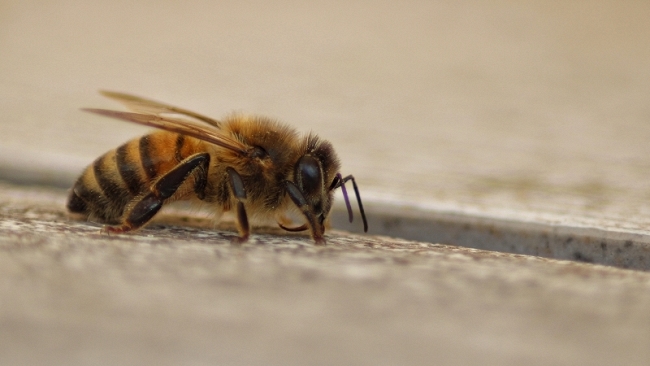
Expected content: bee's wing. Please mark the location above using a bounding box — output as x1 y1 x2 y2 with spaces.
83 108 249 155
99 90 221 128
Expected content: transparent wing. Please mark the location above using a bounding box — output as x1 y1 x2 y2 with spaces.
82 108 248 155
99 90 221 128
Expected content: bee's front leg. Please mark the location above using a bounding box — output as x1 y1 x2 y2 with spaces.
285 181 325 245
226 167 250 243
104 153 210 234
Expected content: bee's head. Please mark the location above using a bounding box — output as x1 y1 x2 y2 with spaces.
283 137 339 243
283 136 367 244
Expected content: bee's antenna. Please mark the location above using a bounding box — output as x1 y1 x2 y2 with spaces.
335 173 368 233
336 173 354 223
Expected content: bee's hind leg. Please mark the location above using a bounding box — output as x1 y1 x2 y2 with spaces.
104 153 210 234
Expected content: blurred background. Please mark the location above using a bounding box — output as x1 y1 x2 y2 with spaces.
2 0 650 233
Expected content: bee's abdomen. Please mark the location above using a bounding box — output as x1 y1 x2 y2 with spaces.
68 133 186 223
67 146 139 223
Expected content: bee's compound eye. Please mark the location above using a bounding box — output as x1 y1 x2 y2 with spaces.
296 155 323 197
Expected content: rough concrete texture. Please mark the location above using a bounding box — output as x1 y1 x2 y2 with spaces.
2 181 650 365
339 202 650 270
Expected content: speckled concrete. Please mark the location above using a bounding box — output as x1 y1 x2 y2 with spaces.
2 182 650 366
332 202 650 270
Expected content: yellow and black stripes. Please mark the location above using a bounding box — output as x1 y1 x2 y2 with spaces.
66 132 202 225
68 150 132 223
93 151 130 210
116 143 142 196
104 152 211 233
139 135 158 180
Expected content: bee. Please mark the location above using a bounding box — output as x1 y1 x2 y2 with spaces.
67 91 367 244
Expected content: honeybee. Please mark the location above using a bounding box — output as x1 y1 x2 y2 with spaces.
67 91 367 244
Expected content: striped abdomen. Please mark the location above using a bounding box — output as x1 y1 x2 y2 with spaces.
67 131 198 224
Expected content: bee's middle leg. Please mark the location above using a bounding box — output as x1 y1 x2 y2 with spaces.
226 167 249 243
104 153 210 234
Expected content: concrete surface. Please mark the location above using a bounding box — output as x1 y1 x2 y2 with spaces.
341 201 650 270
2 181 650 366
